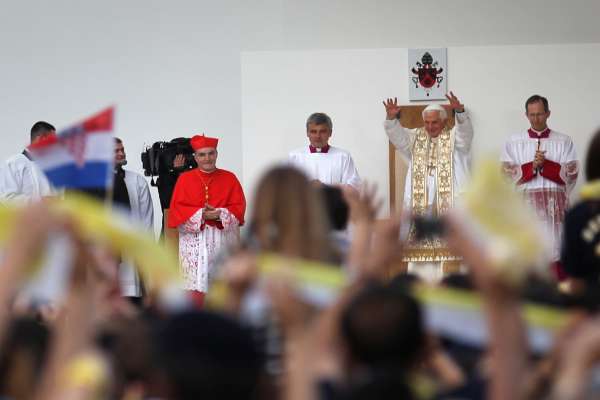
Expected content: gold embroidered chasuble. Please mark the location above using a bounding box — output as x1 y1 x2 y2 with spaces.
403 127 460 262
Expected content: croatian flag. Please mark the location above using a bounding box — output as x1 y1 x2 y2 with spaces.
29 107 114 190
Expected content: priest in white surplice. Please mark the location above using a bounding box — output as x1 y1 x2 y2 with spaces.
113 138 154 300
288 112 361 190
0 121 57 203
383 93 473 281
501 95 578 280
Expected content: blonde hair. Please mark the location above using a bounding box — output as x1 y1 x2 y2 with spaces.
250 166 337 262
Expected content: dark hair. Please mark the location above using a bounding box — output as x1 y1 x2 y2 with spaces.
388 273 422 291
341 284 425 369
154 311 263 400
319 185 349 230
441 273 474 290
0 317 50 398
30 121 56 142
586 129 600 181
97 316 154 397
525 95 549 113
521 276 564 308
115 137 123 144
306 112 333 131
343 373 416 400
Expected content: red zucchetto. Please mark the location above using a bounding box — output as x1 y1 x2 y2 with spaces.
190 134 219 151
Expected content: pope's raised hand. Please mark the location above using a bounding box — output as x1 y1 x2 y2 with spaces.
445 91 464 112
383 97 402 120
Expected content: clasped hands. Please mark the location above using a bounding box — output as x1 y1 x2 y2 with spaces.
203 204 221 221
533 150 546 171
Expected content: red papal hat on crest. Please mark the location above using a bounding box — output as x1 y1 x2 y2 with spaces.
190 134 219 151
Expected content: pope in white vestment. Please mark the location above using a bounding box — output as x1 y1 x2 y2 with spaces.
288 112 361 190
383 93 473 281
501 95 578 274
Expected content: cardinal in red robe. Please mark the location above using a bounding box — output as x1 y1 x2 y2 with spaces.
169 134 246 297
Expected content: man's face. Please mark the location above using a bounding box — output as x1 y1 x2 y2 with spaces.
307 123 332 148
194 147 218 173
115 142 127 166
526 101 550 131
423 111 445 137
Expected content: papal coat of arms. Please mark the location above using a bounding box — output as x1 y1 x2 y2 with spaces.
408 48 447 101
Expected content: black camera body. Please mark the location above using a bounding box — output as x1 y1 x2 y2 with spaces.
141 137 197 211
141 137 197 177
413 215 446 240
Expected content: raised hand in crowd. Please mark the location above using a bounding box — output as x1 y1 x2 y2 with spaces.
343 182 382 278
0 201 146 400
268 279 352 400
221 251 259 315
0 202 69 339
33 226 111 400
444 213 529 400
550 317 600 400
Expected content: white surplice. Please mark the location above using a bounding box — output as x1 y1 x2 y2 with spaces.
119 170 155 297
178 208 240 292
288 146 361 189
0 152 54 203
501 129 579 261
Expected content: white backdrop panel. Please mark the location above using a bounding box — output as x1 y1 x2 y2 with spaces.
242 44 600 215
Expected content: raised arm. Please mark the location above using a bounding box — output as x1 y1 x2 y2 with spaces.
382 97 416 158
446 92 473 153
445 214 529 400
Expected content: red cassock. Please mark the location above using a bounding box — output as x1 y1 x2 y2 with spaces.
168 168 246 229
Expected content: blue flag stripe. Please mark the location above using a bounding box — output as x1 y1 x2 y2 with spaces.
44 162 112 189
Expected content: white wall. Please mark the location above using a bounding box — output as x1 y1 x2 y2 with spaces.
1 1 599 231
1 1 260 232
242 44 600 215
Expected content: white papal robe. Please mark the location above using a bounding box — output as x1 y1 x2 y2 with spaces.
0 152 54 203
288 146 361 189
384 111 473 281
501 129 578 262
